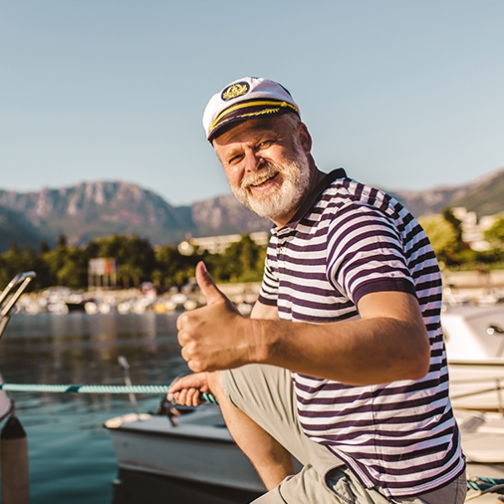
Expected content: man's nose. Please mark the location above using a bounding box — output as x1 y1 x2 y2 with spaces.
243 148 265 173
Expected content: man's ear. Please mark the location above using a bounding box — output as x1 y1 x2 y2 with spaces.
297 123 312 155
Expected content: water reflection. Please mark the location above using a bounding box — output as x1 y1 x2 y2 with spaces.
0 313 184 390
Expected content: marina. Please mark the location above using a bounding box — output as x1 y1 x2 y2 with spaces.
0 308 209 503
2 1 503 501
3 273 504 502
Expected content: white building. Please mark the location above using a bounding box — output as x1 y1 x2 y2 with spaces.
178 231 270 255
452 207 498 251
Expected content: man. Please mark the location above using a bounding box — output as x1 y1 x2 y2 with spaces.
170 77 466 503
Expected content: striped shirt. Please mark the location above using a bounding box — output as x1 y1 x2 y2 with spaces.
258 168 465 498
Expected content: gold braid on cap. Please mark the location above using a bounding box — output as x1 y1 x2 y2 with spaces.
208 100 299 137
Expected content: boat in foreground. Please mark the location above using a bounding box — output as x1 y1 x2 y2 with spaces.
105 304 504 502
106 402 504 503
105 403 265 495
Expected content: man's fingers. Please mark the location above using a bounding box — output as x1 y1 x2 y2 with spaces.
177 328 191 347
171 386 205 407
167 372 210 407
188 360 204 373
187 388 202 407
195 261 226 306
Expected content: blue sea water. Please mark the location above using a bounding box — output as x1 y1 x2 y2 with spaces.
0 312 197 503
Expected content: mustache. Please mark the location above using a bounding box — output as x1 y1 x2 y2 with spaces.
241 164 280 190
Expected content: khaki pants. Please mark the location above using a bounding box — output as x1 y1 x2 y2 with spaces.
222 364 466 504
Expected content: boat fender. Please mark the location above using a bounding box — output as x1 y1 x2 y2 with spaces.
1 413 29 504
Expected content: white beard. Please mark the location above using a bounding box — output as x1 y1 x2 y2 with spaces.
230 156 311 223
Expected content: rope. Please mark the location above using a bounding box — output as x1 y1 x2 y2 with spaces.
467 477 504 493
5 382 504 497
0 383 218 403
466 477 504 501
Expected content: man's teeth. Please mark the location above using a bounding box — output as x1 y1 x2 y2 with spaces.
252 179 268 187
251 174 277 187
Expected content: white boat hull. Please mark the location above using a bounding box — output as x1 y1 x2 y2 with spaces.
104 305 504 499
105 406 265 493
106 405 504 502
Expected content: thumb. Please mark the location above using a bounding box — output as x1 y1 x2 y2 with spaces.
195 261 226 305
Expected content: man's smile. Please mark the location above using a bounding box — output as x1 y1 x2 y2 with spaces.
247 171 280 191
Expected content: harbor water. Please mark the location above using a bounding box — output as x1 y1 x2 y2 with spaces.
0 311 241 504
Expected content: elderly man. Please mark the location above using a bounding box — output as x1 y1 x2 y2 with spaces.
170 77 466 503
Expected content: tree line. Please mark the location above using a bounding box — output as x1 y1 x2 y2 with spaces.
419 209 504 271
0 234 267 292
2 209 503 292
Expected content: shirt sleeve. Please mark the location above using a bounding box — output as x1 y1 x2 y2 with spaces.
326 202 416 306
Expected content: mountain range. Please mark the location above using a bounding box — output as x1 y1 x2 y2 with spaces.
0 167 502 252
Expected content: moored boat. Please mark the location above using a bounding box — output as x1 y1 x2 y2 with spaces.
105 401 504 503
105 404 266 495
443 304 504 411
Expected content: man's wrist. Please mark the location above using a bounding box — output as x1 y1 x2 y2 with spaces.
246 318 276 365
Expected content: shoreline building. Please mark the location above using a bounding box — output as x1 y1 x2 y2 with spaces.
178 231 270 256
452 207 498 251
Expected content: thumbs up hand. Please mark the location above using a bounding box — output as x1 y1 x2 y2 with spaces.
177 262 259 373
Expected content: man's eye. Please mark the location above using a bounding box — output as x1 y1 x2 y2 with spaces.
258 140 273 149
228 155 242 165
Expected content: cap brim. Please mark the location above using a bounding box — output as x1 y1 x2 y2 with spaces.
208 100 299 141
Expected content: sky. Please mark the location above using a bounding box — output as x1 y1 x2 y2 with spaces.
1 0 503 206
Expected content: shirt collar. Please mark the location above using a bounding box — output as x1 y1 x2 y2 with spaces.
273 168 347 233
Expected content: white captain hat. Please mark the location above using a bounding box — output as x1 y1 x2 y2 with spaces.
202 76 300 142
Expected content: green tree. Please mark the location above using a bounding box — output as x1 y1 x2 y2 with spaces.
0 232 269 293
484 214 504 247
210 235 266 282
155 244 199 288
420 208 467 266
42 239 70 286
419 214 460 266
0 245 51 291
85 235 156 288
19 247 50 291
441 208 464 250
0 245 26 288
42 240 87 288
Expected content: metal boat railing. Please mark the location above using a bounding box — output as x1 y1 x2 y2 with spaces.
450 372 504 414
0 271 36 339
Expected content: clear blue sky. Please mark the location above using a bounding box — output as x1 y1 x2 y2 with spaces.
1 1 503 206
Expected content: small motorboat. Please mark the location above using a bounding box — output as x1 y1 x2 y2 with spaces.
104 303 504 500
106 401 504 503
105 402 265 498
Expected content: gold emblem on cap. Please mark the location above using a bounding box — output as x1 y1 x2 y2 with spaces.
221 82 250 101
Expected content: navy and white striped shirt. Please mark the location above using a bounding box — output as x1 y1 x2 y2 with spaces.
258 169 464 498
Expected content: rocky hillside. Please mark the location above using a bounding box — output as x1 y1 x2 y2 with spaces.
0 182 196 247
0 181 270 250
0 205 46 251
449 169 504 217
391 168 504 218
0 168 502 251
191 194 269 235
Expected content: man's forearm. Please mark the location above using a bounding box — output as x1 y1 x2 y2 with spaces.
244 290 431 385
178 263 430 384
249 314 430 385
